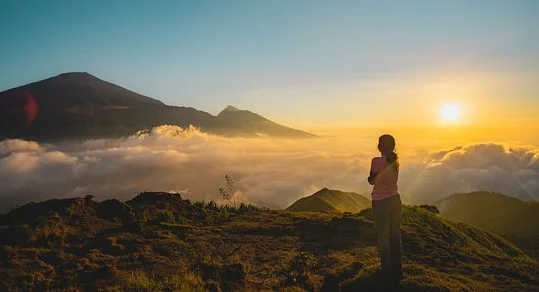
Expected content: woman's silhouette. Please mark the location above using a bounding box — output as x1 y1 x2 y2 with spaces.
368 134 403 281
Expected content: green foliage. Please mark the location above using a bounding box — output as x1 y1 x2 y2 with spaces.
419 205 440 214
165 271 205 292
192 199 261 224
156 210 175 224
120 270 204 292
281 252 318 290
122 270 160 291
30 214 69 246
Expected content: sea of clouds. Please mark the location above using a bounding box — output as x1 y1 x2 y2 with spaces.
0 125 538 212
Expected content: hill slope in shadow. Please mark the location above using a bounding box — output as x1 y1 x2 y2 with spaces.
436 191 539 236
0 192 537 291
436 191 539 259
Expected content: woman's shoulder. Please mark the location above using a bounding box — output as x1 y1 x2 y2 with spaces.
371 156 383 163
371 156 384 167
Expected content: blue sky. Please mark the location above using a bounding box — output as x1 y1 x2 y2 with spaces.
1 1 538 126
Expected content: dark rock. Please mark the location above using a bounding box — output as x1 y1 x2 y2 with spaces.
338 261 365 281
73 265 118 284
127 192 183 208
205 280 222 292
0 225 32 245
341 269 402 292
221 263 247 291
321 272 340 292
123 220 144 233
0 198 87 225
96 199 134 222
199 262 221 282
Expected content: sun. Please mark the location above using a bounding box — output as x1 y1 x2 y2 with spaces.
439 103 462 123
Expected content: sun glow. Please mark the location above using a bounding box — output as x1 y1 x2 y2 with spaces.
440 103 462 123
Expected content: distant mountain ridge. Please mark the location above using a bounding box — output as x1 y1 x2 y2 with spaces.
215 104 310 137
287 188 370 213
0 72 316 141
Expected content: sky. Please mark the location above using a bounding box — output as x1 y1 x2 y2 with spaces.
1 1 539 208
1 0 538 128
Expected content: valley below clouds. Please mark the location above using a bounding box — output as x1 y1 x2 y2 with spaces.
1 125 538 212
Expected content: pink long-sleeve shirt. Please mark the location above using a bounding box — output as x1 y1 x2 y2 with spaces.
370 156 399 201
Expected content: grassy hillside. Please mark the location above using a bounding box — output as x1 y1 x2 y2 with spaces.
436 191 539 259
287 188 370 213
0 192 537 291
436 191 539 236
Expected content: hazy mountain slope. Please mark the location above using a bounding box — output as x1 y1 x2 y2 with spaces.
0 73 315 140
435 191 539 236
287 188 371 213
0 193 536 291
214 105 316 138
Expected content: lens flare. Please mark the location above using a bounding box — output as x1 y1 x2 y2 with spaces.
22 90 38 125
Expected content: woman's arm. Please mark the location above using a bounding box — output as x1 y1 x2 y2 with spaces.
368 158 377 185
368 171 377 185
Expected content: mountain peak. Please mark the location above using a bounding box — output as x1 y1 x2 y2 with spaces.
57 71 94 77
52 72 99 82
219 105 241 115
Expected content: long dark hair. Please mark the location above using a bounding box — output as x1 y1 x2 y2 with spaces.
378 134 399 171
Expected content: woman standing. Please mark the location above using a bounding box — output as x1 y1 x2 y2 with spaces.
368 134 403 281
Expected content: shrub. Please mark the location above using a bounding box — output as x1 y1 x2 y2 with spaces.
281 252 318 290
122 270 162 291
156 210 175 224
164 271 205 292
219 174 237 207
419 205 440 214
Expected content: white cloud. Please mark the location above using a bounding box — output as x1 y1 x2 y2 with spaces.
0 126 371 212
400 143 539 204
0 128 537 213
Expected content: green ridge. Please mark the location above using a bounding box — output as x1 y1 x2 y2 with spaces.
286 188 370 213
436 191 539 236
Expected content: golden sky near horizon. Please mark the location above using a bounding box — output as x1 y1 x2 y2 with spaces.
302 123 539 157
262 68 539 133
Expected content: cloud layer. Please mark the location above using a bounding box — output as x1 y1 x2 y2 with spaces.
0 126 538 212
0 126 369 212
401 143 539 204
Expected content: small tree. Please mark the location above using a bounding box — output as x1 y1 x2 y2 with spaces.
219 174 237 207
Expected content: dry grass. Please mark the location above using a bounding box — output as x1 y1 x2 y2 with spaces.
0 193 537 291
